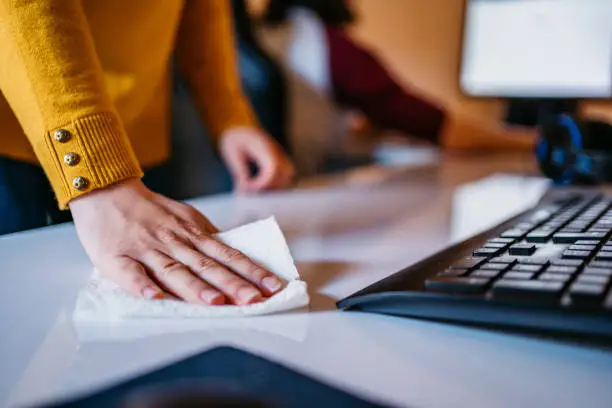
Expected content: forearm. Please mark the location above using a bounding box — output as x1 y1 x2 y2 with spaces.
327 26 446 143
350 83 447 144
175 0 258 141
0 0 142 208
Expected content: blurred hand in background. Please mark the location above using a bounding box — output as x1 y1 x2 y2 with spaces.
219 127 295 193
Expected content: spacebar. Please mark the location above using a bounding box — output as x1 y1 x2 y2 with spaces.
491 279 564 302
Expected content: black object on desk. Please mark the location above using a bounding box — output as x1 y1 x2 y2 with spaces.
536 115 612 186
45 346 389 408
338 188 612 341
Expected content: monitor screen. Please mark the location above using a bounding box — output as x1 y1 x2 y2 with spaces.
460 0 612 98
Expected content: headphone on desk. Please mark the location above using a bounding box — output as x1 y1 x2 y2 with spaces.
536 114 612 185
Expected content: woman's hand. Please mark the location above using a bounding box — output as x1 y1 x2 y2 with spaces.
69 178 283 305
219 127 295 193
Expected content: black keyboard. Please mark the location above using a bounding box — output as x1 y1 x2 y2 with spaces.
337 189 612 340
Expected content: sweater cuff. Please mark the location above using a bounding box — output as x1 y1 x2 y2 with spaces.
37 112 143 209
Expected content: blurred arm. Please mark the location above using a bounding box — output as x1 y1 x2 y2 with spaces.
326 26 446 144
175 0 259 140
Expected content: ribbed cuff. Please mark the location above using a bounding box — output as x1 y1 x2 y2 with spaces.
38 112 143 209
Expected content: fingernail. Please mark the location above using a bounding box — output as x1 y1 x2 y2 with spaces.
143 286 162 300
200 289 225 305
262 276 282 293
238 286 263 304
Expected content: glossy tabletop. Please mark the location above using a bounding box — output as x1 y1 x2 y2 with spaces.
2 152 612 408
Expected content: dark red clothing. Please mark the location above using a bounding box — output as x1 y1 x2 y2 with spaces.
325 26 446 144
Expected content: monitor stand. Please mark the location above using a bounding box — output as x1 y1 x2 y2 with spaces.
504 98 580 127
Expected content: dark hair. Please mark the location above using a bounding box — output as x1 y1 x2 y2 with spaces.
263 0 355 27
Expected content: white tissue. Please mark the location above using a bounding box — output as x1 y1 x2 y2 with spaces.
73 217 309 321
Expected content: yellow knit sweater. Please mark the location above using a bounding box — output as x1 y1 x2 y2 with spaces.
0 0 258 208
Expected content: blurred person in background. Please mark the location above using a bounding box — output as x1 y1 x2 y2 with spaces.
0 1 294 305
170 0 292 200
257 0 536 175
233 0 290 153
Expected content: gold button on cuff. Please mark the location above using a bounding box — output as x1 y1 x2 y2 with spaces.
54 129 71 143
72 176 89 191
63 152 80 166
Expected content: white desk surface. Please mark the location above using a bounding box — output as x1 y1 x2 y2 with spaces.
2 152 612 408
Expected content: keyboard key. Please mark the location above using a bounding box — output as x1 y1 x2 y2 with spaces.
479 263 509 271
567 220 589 226
562 250 591 259
488 237 515 244
473 248 500 257
471 270 502 279
563 227 586 233
504 271 535 280
490 257 517 264
575 274 610 285
492 279 564 301
514 222 535 231
525 231 553 243
508 243 537 256
558 228 583 233
595 251 612 260
516 258 549 266
449 257 486 270
582 267 612 277
425 277 490 294
588 261 612 269
551 259 584 267
568 283 606 306
568 244 596 251
437 269 467 277
538 273 571 282
586 231 608 239
501 229 526 239
484 242 507 249
566 223 588 229
512 264 543 273
574 240 600 245
546 266 579 275
552 233 586 243
589 228 612 233
552 232 607 243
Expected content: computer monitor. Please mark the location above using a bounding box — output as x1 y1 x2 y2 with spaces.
460 0 612 100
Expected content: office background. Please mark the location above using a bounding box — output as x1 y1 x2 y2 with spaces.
249 0 612 124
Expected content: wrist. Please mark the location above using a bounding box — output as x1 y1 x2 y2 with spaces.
68 177 146 210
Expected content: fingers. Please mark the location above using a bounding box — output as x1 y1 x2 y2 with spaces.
187 233 283 297
247 157 294 192
141 250 226 305
100 256 164 300
223 146 251 192
168 241 267 305
249 160 277 191
227 142 294 193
